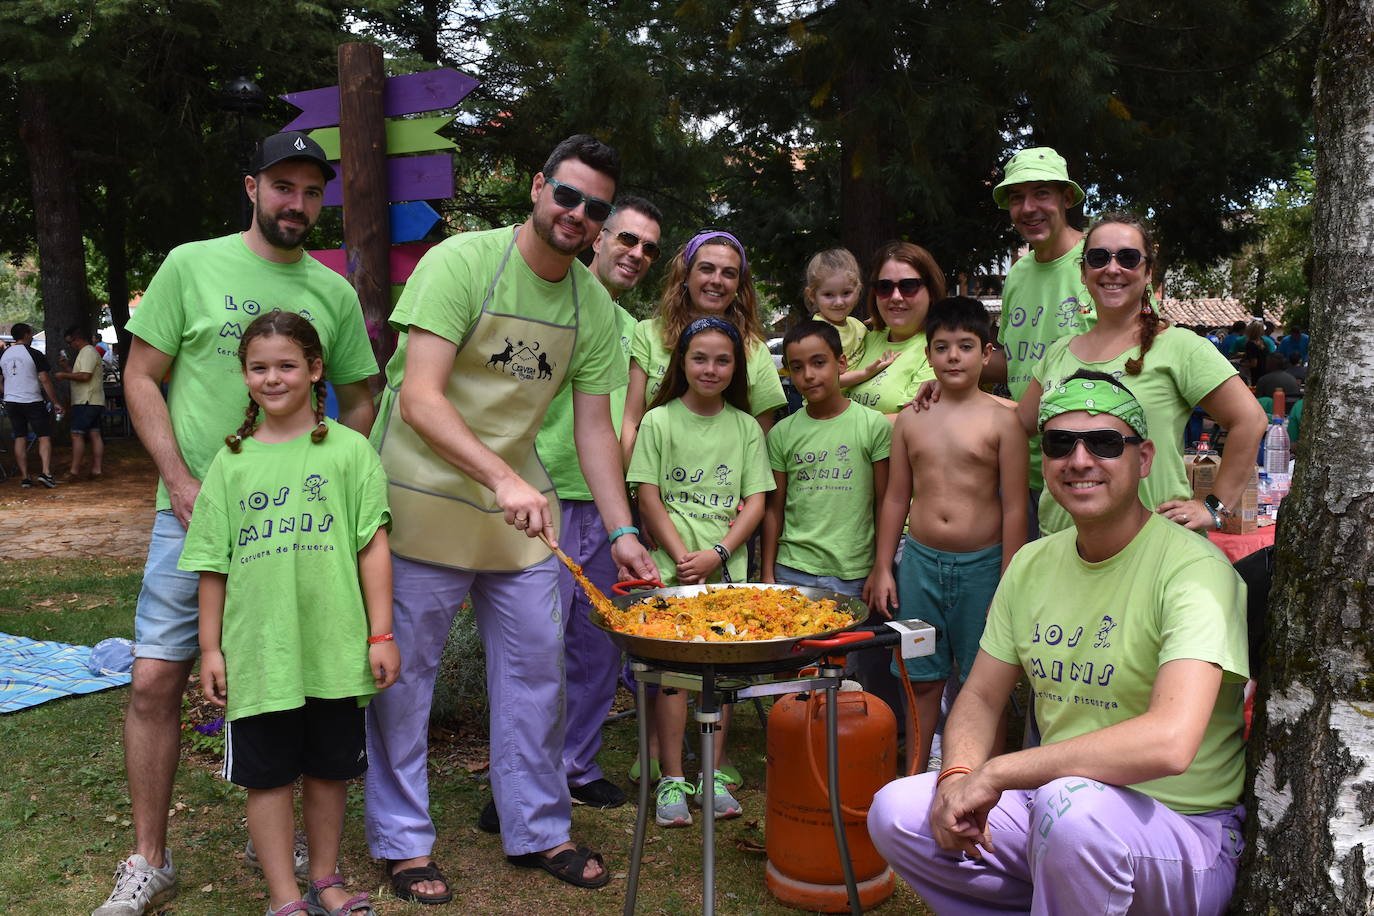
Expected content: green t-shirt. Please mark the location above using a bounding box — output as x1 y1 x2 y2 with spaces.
844 330 933 415
70 344 105 406
127 234 378 511
814 314 868 368
980 513 1248 814
1032 326 1238 535
380 226 624 398
630 317 787 416
626 398 775 584
999 240 1095 491
177 422 391 721
535 303 637 502
766 402 892 579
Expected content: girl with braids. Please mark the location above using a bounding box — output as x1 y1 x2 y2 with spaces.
621 230 787 464
178 311 398 916
1014 213 1266 535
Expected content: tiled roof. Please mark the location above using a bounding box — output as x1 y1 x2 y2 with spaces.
1157 297 1282 329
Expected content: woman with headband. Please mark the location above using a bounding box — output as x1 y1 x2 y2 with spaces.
621 229 787 464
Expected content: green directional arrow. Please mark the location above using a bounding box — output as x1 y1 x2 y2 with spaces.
309 115 456 159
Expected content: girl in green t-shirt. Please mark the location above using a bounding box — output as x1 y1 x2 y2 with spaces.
181 312 398 916
622 229 786 465
627 317 774 830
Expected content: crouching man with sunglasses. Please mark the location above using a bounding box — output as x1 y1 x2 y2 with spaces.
868 370 1249 916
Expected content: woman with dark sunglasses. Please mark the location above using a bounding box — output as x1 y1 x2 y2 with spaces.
1014 213 1266 535
621 230 786 464
845 241 948 420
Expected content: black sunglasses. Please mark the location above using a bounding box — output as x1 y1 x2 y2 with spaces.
1083 247 1146 271
545 178 614 222
605 228 661 262
1042 428 1144 459
872 277 926 297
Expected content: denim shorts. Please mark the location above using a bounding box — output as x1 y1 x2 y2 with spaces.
773 563 866 598
69 403 103 433
133 510 202 661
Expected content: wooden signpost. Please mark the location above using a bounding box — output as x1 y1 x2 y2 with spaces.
278 46 479 378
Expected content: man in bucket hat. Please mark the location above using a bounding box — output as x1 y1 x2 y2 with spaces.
868 370 1249 916
92 131 376 915
991 146 1093 537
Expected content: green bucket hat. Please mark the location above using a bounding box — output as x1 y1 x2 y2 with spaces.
992 147 1086 209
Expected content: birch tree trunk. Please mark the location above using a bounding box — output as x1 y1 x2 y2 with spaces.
1237 0 1374 911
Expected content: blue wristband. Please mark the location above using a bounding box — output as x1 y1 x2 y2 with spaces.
609 526 640 543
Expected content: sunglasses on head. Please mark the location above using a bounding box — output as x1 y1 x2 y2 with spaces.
1042 428 1143 459
544 178 614 222
872 277 926 297
1083 247 1146 270
605 228 661 261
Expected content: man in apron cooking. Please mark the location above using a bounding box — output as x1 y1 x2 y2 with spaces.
365 134 657 901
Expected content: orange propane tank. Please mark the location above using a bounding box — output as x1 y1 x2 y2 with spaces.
765 685 897 912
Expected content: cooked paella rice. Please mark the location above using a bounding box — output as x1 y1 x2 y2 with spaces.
605 586 854 642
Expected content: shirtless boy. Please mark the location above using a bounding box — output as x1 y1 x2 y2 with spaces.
865 296 1028 771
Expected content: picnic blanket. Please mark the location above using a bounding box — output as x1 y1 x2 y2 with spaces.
0 632 132 713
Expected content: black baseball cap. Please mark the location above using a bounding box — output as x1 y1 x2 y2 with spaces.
253 131 336 181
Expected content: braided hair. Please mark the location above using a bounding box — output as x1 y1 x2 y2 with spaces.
1084 213 1166 376
225 311 330 453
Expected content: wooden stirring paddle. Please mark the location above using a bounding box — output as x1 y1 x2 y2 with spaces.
538 529 619 617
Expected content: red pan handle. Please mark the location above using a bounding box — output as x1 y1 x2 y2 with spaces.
795 630 875 652
612 578 666 596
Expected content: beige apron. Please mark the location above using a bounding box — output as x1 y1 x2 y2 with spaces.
377 228 578 571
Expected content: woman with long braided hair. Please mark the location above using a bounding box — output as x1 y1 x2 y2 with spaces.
1013 213 1267 535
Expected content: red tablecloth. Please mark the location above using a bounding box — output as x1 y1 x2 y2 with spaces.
1207 525 1276 562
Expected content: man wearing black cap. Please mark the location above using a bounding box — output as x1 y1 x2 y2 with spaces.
92 132 378 916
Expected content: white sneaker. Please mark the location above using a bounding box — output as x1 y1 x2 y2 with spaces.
91 850 178 916
245 831 310 880
693 770 743 820
655 776 695 827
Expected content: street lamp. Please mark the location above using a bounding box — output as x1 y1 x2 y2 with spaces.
218 75 267 230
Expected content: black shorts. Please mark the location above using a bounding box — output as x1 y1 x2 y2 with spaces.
70 403 103 433
5 401 52 439
223 696 367 789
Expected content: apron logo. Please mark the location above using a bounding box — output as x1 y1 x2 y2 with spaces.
485 337 555 381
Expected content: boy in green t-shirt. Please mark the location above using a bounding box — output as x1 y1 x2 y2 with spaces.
762 320 891 597
866 297 1028 772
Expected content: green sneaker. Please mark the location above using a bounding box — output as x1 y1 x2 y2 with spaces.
655 777 695 827
694 770 743 820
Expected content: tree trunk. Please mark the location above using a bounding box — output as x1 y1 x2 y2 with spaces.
17 80 88 357
1236 0 1374 911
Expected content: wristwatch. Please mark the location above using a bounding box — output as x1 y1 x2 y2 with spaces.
1203 494 1232 529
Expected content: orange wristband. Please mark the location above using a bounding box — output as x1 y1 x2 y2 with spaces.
936 766 972 786
367 632 394 645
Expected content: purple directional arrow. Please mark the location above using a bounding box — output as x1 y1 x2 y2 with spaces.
323 154 454 207
281 69 480 131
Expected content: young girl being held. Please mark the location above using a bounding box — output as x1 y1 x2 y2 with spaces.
179 312 398 916
802 247 896 389
626 317 775 827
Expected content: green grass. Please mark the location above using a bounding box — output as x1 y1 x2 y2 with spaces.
0 558 932 915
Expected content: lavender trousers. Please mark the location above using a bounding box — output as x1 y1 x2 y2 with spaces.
557 499 621 787
868 771 1244 915
364 554 569 858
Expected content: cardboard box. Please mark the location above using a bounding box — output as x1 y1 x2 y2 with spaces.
1191 456 1258 534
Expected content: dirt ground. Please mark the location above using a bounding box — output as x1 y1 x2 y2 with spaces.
0 436 158 560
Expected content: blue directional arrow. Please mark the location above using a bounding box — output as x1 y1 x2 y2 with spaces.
390 201 442 243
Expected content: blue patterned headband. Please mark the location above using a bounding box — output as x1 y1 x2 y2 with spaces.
684 230 749 275
679 317 742 352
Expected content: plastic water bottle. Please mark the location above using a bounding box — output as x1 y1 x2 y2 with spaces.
1263 417 1291 475
1195 432 1212 455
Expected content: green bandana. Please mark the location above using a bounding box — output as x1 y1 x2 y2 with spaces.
1039 376 1149 438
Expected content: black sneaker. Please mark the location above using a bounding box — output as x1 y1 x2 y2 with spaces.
20 478 33 488
570 777 626 809
37 473 57 488
478 798 500 834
